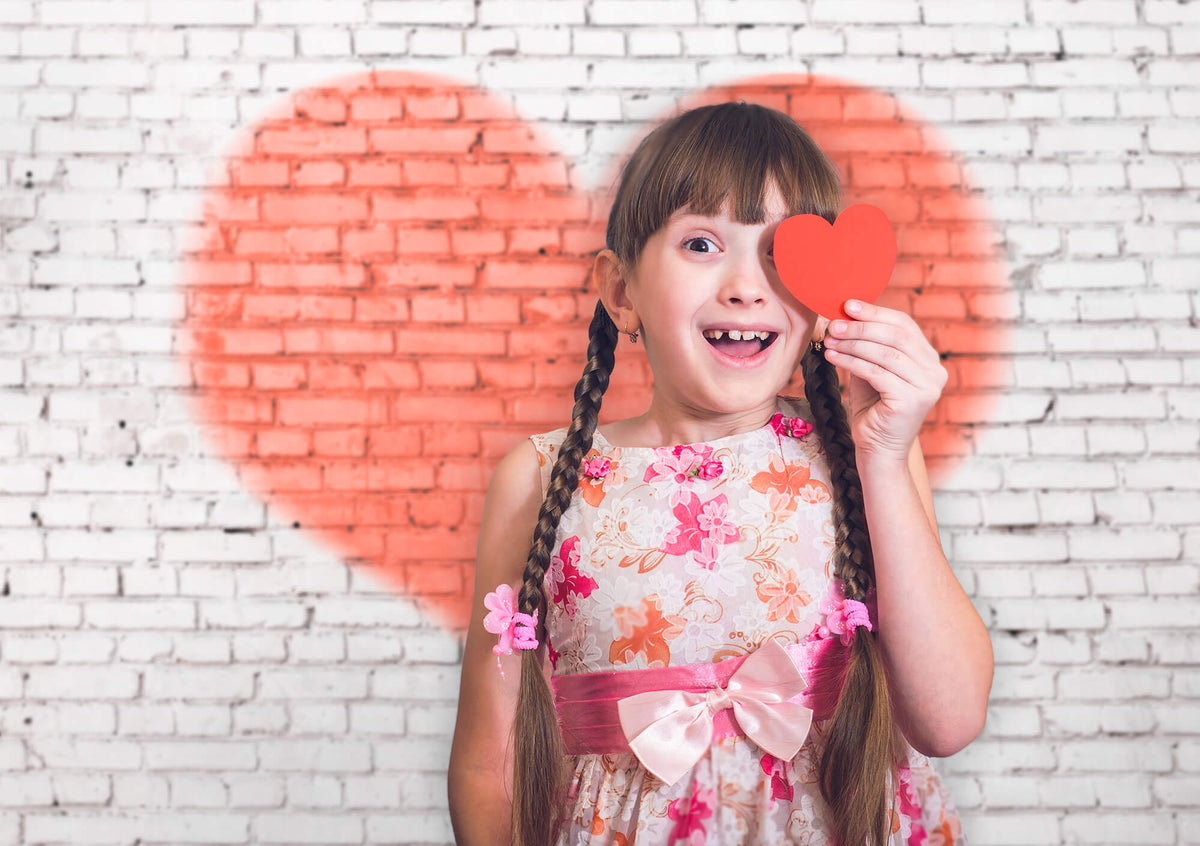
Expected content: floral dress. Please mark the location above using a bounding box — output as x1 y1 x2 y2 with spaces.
528 395 966 846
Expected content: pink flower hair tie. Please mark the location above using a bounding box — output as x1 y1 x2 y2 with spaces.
482 584 539 674
814 579 874 646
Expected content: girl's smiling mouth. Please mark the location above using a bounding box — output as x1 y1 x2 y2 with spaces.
701 328 779 360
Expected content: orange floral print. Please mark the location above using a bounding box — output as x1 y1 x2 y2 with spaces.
609 594 686 668
750 453 829 515
754 566 813 623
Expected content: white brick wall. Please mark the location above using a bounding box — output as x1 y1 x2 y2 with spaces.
2 1 1198 844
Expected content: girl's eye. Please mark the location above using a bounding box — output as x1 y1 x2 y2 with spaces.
684 236 718 253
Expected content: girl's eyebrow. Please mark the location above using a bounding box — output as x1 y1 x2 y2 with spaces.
672 210 715 225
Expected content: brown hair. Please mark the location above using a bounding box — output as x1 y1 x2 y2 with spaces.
512 100 901 846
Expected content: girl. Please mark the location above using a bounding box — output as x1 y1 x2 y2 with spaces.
448 101 993 846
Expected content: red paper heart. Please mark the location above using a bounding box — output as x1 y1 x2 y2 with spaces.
180 72 1009 630
773 204 897 322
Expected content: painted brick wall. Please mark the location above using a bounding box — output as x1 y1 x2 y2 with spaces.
2 1 1198 844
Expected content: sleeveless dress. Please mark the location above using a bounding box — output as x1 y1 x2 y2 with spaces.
527 395 966 846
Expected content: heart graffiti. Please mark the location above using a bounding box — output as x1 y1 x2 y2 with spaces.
179 71 1010 630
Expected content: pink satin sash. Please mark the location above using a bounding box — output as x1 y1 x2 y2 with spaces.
552 638 847 758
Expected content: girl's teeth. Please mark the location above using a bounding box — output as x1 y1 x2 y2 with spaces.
703 329 769 341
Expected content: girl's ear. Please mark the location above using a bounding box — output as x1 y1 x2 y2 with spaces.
812 317 831 345
593 248 640 334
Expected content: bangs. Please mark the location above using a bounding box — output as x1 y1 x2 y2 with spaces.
606 101 842 270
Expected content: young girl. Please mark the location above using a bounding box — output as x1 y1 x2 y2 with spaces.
448 101 993 846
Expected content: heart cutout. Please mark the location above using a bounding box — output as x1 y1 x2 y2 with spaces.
180 72 1009 631
773 204 897 322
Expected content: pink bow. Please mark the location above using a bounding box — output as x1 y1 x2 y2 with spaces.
615 640 813 786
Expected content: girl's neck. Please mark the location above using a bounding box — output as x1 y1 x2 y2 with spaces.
598 395 783 449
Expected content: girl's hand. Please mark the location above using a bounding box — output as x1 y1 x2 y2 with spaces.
821 299 948 463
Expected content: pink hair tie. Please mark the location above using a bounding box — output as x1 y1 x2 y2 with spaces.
842 599 872 636
482 584 540 675
812 579 875 646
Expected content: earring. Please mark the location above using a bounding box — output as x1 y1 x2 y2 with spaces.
624 324 639 344
810 322 831 353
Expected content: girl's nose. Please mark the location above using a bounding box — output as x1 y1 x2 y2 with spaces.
720 256 770 306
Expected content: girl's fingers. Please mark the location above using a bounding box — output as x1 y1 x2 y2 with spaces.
836 302 942 369
823 345 910 401
823 336 924 390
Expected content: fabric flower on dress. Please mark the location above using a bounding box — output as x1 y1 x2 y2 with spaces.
482 583 539 656
581 456 611 479
578 449 626 508
770 412 814 439
812 577 873 646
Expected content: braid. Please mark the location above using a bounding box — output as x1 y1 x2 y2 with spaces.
801 343 874 600
802 342 900 846
511 300 618 846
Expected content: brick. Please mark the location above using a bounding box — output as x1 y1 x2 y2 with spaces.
26 667 138 699
923 61 1028 88
1061 812 1174 844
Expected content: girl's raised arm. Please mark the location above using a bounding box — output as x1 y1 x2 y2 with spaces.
448 439 546 846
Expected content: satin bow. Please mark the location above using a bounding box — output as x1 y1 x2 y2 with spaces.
615 640 813 785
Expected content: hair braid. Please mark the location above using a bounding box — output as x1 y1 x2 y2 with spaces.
802 342 900 846
802 344 874 600
512 299 619 846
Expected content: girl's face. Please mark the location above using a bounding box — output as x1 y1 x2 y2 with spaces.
625 181 821 420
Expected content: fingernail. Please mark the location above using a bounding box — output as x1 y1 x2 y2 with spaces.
846 300 862 313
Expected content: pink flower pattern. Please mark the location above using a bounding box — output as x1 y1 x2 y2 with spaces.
549 535 598 616
644 443 724 485
660 491 740 557
667 785 714 844
760 754 795 805
897 762 928 845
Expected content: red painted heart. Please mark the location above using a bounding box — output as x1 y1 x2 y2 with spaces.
773 204 897 322
179 71 1009 630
